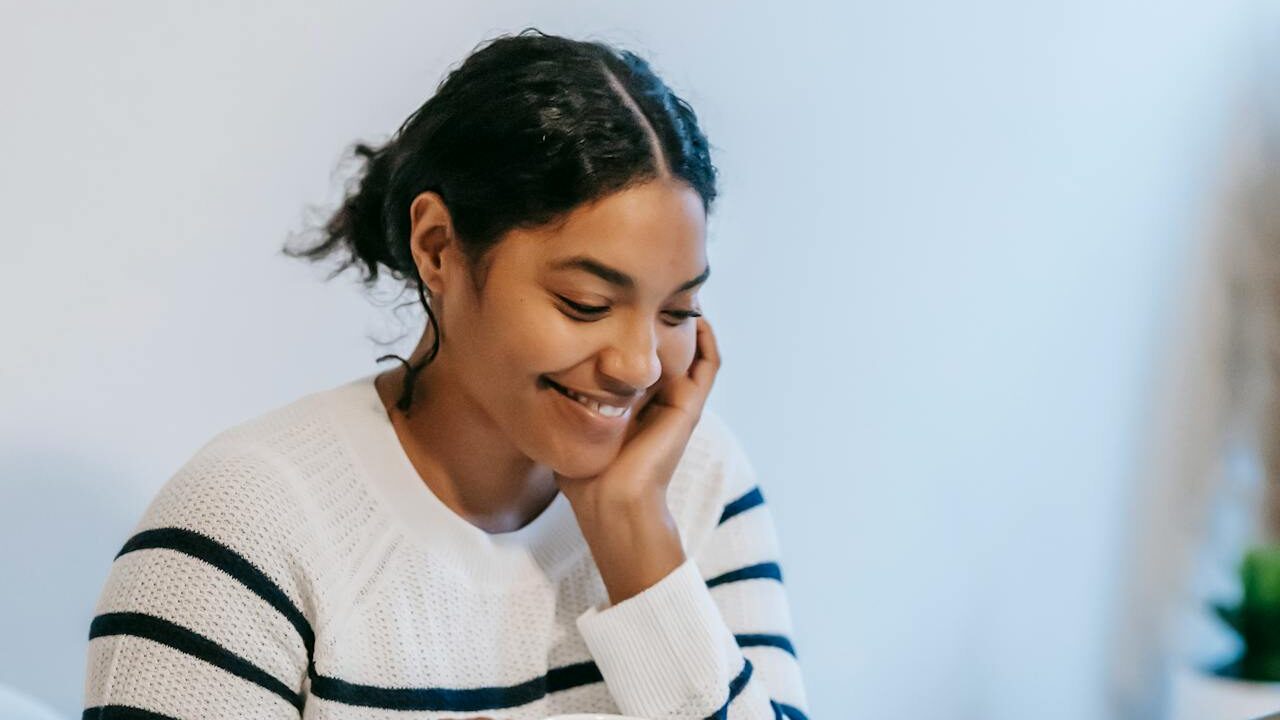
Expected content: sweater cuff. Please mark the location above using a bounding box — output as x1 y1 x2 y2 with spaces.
575 557 742 717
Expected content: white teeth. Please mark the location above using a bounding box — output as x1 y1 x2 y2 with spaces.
561 386 629 418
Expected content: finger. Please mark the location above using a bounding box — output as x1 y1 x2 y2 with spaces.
640 317 719 419
688 316 721 391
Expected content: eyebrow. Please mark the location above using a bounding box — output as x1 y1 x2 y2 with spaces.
550 255 711 294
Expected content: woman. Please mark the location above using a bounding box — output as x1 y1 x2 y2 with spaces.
83 29 809 720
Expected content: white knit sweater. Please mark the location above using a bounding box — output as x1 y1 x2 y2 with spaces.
83 373 810 719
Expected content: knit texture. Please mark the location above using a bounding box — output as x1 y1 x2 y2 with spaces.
83 373 810 719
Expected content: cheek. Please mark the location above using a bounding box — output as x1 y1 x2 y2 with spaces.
657 328 698 379
495 301 699 381
491 305 585 372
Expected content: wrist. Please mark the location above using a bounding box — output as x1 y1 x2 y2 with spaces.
569 491 686 606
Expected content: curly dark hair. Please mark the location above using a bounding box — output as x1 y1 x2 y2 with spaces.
283 28 719 415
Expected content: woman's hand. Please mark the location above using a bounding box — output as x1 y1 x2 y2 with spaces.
555 316 721 605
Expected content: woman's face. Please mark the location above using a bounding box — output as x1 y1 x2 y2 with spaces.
436 177 708 480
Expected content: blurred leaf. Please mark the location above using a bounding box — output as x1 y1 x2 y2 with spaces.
1244 546 1280 607
1215 602 1244 635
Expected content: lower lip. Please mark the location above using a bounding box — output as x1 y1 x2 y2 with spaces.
542 378 631 440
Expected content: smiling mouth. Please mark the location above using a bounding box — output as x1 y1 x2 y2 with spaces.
541 377 633 419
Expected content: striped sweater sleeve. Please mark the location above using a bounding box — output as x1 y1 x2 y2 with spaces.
575 420 811 720
83 439 320 720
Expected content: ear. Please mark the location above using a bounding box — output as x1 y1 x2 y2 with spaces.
406 190 456 297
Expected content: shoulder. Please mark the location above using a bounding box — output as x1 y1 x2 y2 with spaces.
101 379 386 629
132 436 314 570
130 381 352 567
668 406 761 540
151 375 368 520
686 405 758 495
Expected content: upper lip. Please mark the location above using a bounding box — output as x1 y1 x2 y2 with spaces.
548 379 636 409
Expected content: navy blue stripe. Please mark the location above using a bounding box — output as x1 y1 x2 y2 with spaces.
112 526 607 714
706 658 754 720
309 672 540 712
83 707 179 720
545 659 604 692
116 527 315 656
772 701 809 720
308 659 604 712
736 633 798 658
707 561 783 588
719 486 765 525
89 612 303 713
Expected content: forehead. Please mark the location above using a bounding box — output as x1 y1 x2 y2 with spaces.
500 179 708 287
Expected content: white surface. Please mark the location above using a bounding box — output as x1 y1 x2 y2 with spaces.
1168 665 1280 720
544 715 650 719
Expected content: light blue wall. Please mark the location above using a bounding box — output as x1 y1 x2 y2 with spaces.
0 2 1264 717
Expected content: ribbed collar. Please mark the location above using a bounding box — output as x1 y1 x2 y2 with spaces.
319 373 588 586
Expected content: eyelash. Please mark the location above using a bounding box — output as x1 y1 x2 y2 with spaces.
557 296 702 326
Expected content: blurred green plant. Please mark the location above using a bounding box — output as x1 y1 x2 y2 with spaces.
1214 546 1280 681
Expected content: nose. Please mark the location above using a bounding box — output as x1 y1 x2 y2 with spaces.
599 316 663 395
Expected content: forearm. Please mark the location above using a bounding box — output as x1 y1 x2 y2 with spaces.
568 491 686 606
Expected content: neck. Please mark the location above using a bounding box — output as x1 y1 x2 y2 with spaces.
373 338 558 534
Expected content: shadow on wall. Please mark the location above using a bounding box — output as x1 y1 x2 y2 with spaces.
0 445 143 718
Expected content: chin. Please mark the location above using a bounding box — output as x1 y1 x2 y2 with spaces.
549 441 623 481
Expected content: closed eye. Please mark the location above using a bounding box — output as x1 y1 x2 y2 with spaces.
555 295 701 325
559 297 608 316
